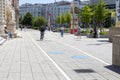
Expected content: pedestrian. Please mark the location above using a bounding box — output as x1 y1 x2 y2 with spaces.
20 25 22 31
60 26 64 37
39 26 46 40
76 26 81 39
4 26 8 34
93 27 97 38
97 28 100 38
89 27 93 38
8 31 13 39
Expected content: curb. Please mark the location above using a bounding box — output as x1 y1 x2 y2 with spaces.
0 37 6 45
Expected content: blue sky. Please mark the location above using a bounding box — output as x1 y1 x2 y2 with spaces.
19 0 88 6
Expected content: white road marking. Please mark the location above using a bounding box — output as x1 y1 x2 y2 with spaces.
27 33 72 80
55 40 111 65
47 31 110 65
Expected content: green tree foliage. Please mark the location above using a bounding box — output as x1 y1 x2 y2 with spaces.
61 14 66 24
21 12 33 26
66 12 71 26
56 16 61 24
94 0 109 27
56 12 71 27
104 13 111 28
32 16 47 29
81 4 92 27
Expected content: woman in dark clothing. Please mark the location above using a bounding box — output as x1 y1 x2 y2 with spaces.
93 27 97 38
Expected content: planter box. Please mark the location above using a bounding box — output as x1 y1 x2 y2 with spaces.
100 34 108 38
87 34 108 38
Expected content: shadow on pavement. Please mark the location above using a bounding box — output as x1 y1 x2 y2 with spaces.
36 39 52 42
36 40 41 41
74 69 96 73
105 65 120 74
88 42 110 46
88 44 101 46
97 40 109 42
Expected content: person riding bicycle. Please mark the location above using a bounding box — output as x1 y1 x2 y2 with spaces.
39 26 46 40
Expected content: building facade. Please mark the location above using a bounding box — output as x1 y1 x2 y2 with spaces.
45 1 71 24
19 3 46 17
0 0 6 36
0 0 19 37
90 0 115 9
19 1 88 25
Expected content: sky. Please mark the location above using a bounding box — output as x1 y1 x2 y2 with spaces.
19 0 88 6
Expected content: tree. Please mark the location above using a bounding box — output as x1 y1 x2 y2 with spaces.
104 12 111 28
21 12 33 26
66 12 71 27
56 16 61 24
32 16 47 29
61 14 66 24
81 4 92 28
94 0 109 27
56 12 71 27
56 14 66 24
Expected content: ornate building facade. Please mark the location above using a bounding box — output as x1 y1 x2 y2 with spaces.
0 0 19 37
0 0 6 36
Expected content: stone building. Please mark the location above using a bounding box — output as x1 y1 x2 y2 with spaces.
0 0 19 37
19 1 88 25
0 0 6 36
90 0 115 9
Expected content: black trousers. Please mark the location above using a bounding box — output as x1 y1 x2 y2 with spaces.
40 32 44 40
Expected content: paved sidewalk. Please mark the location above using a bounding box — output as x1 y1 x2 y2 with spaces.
28 29 120 80
0 32 66 80
0 30 120 80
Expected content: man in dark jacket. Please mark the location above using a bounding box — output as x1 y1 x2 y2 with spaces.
39 26 46 40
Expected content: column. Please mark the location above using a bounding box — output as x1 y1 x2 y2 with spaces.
112 35 120 66
0 0 6 36
109 0 120 42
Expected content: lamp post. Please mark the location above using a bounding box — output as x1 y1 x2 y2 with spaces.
47 4 51 30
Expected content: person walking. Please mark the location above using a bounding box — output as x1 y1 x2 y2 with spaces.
60 26 64 37
97 28 100 38
93 27 97 38
39 26 46 40
4 26 8 34
8 30 13 39
89 27 93 38
76 26 81 39
20 25 22 31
